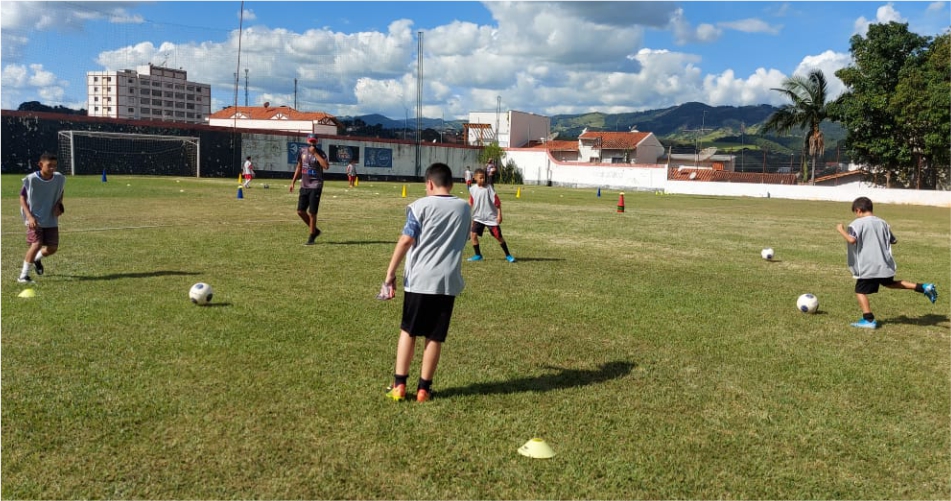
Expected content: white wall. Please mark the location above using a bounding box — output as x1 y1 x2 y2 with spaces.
503 148 951 207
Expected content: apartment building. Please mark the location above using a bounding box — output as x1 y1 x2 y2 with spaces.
87 64 211 123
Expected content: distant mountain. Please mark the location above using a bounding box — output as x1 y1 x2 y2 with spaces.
344 102 845 154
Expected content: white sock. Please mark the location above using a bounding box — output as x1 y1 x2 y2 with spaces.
20 261 31 277
35 251 43 262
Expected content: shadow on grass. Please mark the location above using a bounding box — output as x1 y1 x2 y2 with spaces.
62 270 200 281
884 313 949 327
508 257 565 263
437 360 635 399
323 240 395 246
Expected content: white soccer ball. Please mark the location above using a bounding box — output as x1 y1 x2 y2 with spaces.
761 247 774 260
189 282 214 305
797 293 818 314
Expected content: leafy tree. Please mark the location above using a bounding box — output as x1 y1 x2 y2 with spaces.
762 69 832 184
479 142 505 168
830 22 930 188
889 32 949 189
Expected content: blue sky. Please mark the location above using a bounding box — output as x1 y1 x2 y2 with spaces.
2 1 948 120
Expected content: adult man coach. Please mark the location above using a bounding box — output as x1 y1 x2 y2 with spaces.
290 134 330 245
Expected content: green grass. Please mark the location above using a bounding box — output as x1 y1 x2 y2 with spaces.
3 174 949 499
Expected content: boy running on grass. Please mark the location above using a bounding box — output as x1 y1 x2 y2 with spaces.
18 152 66 283
467 168 515 263
835 196 937 329
382 162 471 402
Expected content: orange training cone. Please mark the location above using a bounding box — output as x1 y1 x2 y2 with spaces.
617 192 625 213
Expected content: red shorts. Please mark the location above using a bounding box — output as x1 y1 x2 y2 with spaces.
348 175 356 182
243 174 253 180
27 226 59 246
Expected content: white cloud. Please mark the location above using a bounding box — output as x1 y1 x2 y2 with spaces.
854 2 907 36
1 63 69 108
718 18 783 35
792 51 852 101
241 9 257 21
670 8 723 45
926 2 946 13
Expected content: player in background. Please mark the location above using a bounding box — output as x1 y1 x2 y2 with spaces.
835 196 938 329
18 152 66 283
242 156 255 188
382 162 471 403
467 168 515 263
290 134 330 245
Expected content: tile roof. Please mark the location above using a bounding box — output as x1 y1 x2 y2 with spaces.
579 131 651 149
207 105 336 122
669 168 799 185
536 140 579 151
814 170 866 183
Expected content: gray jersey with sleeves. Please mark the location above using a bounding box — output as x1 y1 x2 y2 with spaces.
21 172 65 228
402 195 471 296
846 215 897 279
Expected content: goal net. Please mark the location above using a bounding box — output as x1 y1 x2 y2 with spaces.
58 131 201 177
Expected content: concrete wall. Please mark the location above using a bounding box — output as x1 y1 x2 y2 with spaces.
241 132 482 181
504 147 951 207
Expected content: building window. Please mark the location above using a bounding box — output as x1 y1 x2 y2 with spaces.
175 111 185 117
186 94 194 101
130 88 135 94
152 81 161 87
186 103 195 110
94 106 99 111
106 107 111 111
93 87 98 92
187 112 195 118
94 76 99 82
94 97 99 102
196 96 202 102
197 115 202 120
128 107 135 114
152 99 162 105
141 108 150 114
164 100 173 107
186 86 194 91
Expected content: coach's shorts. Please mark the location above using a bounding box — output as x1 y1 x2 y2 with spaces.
471 221 503 240
297 186 324 214
855 277 897 295
400 291 456 343
26 226 59 247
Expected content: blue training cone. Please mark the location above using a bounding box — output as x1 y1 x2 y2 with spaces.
237 186 244 199
597 187 601 197
101 169 107 182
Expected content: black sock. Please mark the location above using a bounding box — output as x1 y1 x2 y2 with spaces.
418 378 432 392
863 312 875 322
500 242 510 256
915 283 924 293
393 374 408 387
473 245 481 256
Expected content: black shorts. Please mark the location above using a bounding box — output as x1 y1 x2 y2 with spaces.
297 186 323 214
471 221 503 240
855 277 897 295
400 291 456 342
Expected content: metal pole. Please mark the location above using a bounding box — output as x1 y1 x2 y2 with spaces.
416 31 423 177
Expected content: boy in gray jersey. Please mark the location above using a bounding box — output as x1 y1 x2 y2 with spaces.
835 197 937 329
18 152 66 283
382 163 471 402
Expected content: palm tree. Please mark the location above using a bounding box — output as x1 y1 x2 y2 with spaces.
762 69 830 184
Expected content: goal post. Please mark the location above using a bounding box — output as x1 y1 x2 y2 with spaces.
57 131 201 177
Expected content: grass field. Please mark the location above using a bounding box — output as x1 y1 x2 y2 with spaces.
2 174 949 499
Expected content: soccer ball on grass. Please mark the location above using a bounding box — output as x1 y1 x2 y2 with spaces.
761 247 774 260
189 282 214 305
797 293 818 314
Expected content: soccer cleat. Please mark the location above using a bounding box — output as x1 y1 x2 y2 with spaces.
17 275 33 284
923 283 938 304
850 319 878 329
34 260 44 276
505 255 516 263
416 388 431 403
467 255 484 262
385 384 406 402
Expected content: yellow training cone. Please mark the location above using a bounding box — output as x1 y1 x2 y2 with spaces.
355 177 359 187
518 438 555 459
516 187 521 198
18 288 36 298
401 185 407 198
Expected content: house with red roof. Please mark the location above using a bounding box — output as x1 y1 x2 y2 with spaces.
206 103 341 135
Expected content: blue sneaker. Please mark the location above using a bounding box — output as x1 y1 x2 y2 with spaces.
851 319 878 329
505 255 516 263
467 255 483 262
923 283 938 304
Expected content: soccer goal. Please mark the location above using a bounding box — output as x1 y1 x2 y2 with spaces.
58 131 201 177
